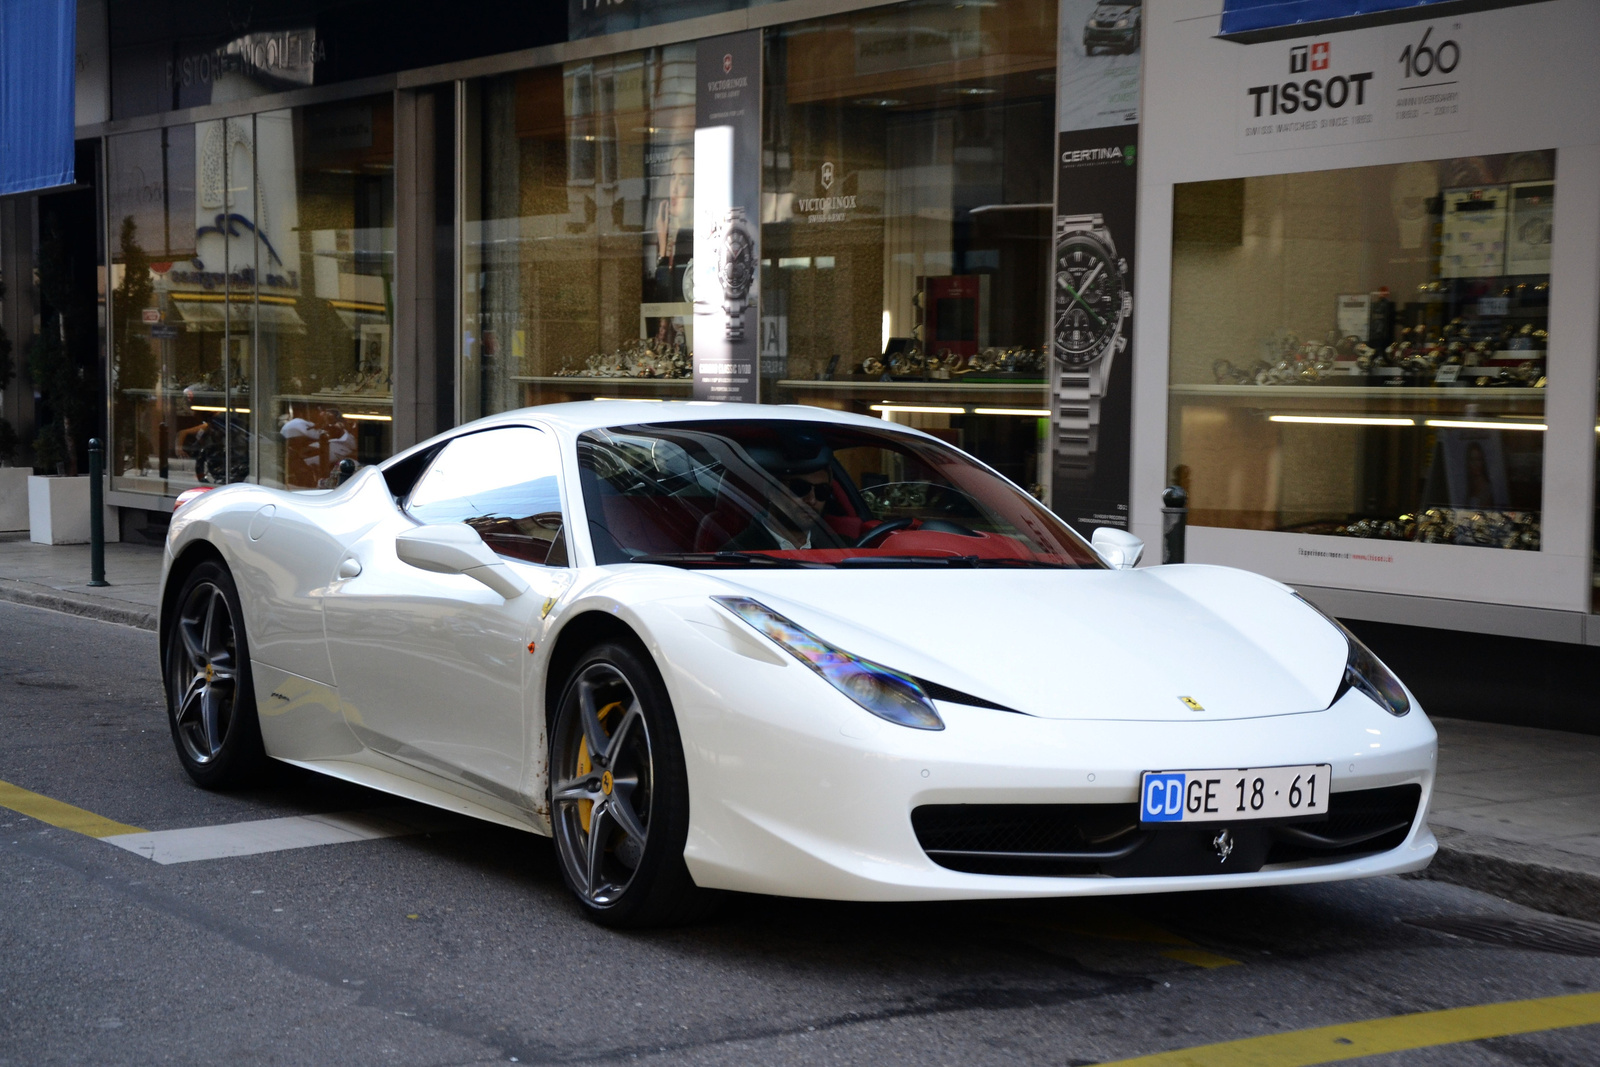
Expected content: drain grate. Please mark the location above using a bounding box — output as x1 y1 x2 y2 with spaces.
1409 914 1600 958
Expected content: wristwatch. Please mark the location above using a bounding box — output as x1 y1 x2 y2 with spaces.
1051 212 1132 489
711 207 756 343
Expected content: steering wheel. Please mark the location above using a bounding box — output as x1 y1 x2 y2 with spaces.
854 517 915 547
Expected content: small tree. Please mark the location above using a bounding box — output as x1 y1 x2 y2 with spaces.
28 216 95 475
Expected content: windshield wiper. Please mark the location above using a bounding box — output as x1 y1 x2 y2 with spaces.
627 551 831 569
836 555 977 568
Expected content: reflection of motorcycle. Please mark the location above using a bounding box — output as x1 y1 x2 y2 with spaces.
186 414 251 484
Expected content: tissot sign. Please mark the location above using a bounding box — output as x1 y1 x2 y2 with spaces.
1237 16 1470 152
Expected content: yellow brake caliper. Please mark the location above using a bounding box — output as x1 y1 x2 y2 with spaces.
576 701 622 834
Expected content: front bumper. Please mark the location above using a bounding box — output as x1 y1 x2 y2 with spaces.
1084 26 1135 46
654 606 1437 901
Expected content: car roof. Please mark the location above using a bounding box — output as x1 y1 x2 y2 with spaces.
475 400 903 435
379 400 935 470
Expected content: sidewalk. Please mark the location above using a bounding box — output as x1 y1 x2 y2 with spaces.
0 533 1594 920
0 532 163 629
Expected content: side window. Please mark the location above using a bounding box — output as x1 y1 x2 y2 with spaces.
407 427 569 566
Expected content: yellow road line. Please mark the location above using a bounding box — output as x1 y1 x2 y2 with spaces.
0 779 146 838
1098 991 1600 1066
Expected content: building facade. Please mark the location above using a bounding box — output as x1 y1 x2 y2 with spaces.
2 0 1597 650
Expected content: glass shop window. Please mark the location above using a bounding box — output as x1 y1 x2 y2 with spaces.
462 45 697 417
107 97 396 496
1167 152 1553 551
761 0 1059 494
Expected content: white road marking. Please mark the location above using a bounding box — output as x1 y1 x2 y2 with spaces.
100 807 453 864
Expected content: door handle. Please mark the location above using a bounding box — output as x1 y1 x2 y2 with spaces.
337 557 362 579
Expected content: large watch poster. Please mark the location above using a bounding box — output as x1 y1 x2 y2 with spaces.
693 31 761 404
1050 0 1140 534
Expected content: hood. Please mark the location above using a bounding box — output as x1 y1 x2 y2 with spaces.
711 565 1347 721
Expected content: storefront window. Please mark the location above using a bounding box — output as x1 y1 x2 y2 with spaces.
463 45 697 417
762 0 1057 491
108 96 394 495
257 98 395 488
1168 152 1553 550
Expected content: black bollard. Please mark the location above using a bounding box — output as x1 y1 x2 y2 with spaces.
1161 485 1188 565
89 438 109 586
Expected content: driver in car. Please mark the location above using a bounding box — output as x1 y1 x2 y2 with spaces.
726 433 836 551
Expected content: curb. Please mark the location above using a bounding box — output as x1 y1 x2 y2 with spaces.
1412 831 1600 923
0 580 157 631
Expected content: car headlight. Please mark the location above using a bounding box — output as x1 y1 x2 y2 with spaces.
713 596 944 730
1294 594 1409 716
1115 17 1129 27
1339 636 1410 716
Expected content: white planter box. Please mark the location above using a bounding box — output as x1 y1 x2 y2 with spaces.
28 475 121 545
0 467 28 531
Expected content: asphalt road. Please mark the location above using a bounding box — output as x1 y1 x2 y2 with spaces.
1 599 1597 1066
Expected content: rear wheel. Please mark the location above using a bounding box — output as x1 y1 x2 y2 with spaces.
163 559 268 789
549 642 715 927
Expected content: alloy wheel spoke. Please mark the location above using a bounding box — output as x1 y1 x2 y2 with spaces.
607 790 647 846
576 676 613 766
605 703 642 758
551 775 602 804
176 674 206 728
178 620 206 670
201 589 223 658
585 802 611 899
200 686 227 757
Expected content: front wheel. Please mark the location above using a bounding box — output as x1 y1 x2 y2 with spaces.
549 642 715 927
163 559 269 788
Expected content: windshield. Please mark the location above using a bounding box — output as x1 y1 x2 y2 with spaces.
578 419 1104 569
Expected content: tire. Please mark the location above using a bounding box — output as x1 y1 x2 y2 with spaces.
162 559 269 789
548 641 717 927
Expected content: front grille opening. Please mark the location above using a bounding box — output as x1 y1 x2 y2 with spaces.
913 784 1423 878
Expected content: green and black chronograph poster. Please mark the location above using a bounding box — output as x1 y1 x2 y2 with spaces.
1049 0 1142 534
1050 126 1138 532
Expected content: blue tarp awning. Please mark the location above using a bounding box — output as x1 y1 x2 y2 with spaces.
0 0 76 196
1220 0 1527 41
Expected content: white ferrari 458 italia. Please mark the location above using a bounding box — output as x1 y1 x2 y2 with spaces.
159 401 1436 926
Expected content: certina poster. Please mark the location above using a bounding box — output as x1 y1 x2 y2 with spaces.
1050 0 1140 533
1237 14 1471 153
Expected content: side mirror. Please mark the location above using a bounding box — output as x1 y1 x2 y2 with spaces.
395 523 529 599
1091 527 1145 570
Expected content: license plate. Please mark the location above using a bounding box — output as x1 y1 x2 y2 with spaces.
1140 764 1332 824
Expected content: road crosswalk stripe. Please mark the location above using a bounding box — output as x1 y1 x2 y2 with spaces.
0 778 145 838
100 807 452 864
1096 991 1600 1066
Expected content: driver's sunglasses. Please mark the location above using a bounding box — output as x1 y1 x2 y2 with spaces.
785 476 832 500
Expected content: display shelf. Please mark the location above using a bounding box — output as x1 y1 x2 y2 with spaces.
511 376 692 390
1170 384 1545 400
779 379 1047 394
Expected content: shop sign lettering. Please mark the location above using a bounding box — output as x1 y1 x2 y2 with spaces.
1237 18 1470 153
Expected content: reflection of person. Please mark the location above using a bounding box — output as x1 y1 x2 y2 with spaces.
282 404 357 487
727 435 834 551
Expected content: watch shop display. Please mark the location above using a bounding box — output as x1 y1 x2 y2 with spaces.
1168 151 1554 551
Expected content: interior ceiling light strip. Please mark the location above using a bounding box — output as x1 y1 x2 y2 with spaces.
341 413 392 422
188 405 249 414
973 407 1051 417
1425 419 1547 431
1269 415 1415 427
870 404 966 415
